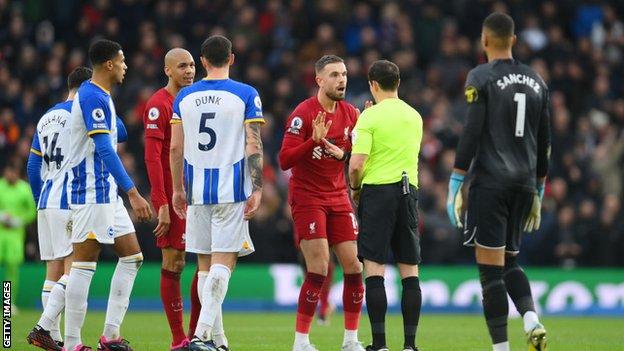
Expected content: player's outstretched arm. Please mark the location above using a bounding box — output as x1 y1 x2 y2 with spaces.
244 121 263 220
170 122 187 219
91 133 152 221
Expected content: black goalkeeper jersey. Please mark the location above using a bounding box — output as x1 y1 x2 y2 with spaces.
455 59 551 192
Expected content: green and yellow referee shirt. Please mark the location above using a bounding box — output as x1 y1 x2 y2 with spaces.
351 98 423 187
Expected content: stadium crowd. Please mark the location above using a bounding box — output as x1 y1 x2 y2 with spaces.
1 0 623 267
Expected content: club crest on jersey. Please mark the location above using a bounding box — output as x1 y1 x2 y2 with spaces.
92 108 105 122
287 116 303 135
309 222 316 234
107 226 114 238
148 107 160 121
351 129 358 145
465 86 478 103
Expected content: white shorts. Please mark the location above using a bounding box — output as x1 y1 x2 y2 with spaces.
37 209 73 260
71 198 135 244
186 202 254 257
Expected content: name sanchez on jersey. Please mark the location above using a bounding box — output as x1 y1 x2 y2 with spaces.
496 73 541 94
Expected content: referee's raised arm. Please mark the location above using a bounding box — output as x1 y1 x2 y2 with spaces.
348 60 424 351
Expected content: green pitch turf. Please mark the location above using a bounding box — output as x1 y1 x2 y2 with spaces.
13 310 624 350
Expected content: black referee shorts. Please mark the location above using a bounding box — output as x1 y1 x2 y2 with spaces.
357 182 421 265
464 185 534 253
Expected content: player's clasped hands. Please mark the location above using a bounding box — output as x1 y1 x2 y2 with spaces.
312 111 332 142
322 138 344 160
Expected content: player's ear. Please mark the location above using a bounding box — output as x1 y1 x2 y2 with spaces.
200 56 208 69
164 65 171 78
511 34 517 47
229 53 235 66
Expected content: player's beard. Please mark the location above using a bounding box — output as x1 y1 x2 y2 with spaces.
325 89 345 101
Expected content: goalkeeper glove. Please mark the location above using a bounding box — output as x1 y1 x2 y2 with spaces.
524 183 544 232
446 172 465 228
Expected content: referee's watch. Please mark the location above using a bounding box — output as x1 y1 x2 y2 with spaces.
349 183 361 191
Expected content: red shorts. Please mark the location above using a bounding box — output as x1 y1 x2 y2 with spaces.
291 202 358 248
156 207 186 251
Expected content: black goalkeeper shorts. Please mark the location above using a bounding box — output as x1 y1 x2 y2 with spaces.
464 185 534 253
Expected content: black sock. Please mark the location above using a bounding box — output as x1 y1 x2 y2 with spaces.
504 255 536 315
478 264 508 345
365 275 387 348
401 276 421 349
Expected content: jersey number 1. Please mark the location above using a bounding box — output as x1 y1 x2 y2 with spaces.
198 112 217 151
513 93 526 137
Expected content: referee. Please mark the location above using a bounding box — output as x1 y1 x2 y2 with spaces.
349 60 423 351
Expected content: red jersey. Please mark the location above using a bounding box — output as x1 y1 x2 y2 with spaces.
143 88 174 211
279 97 358 206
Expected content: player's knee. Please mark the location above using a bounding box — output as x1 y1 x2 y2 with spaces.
307 260 329 275
342 258 363 274
173 258 186 273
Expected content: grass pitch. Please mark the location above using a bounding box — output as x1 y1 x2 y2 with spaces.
13 310 624 350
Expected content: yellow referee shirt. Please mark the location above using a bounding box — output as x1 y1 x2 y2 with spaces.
351 98 423 187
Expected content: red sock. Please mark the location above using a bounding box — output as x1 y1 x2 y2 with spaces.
188 267 201 338
319 261 335 317
343 273 364 331
160 269 186 346
296 272 326 334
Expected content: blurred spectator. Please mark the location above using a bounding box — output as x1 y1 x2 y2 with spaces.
1 0 623 266
0 162 36 308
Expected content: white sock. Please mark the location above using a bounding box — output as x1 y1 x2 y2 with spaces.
41 280 54 308
39 275 68 341
40 280 56 338
343 329 358 344
103 253 143 340
195 264 231 341
213 307 227 346
294 331 310 346
523 311 540 333
493 341 510 351
65 262 96 350
197 271 209 300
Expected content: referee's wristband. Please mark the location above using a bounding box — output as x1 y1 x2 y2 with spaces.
339 151 351 162
349 183 361 191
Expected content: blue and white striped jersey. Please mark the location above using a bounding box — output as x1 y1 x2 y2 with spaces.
67 81 119 205
31 101 73 210
172 78 264 205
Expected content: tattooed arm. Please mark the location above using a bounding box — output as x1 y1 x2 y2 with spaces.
244 121 263 219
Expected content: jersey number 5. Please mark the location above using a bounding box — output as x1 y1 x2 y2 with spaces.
198 112 217 151
513 93 526 137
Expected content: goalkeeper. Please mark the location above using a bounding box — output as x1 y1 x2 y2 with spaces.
446 12 551 351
